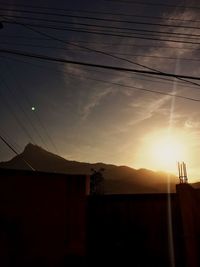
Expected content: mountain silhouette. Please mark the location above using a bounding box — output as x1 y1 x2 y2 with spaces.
0 143 178 193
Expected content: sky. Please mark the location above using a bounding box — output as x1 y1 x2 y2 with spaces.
1 0 200 181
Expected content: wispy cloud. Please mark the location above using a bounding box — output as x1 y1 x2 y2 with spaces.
80 86 113 120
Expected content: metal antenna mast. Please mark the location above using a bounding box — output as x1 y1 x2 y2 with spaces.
178 161 188 183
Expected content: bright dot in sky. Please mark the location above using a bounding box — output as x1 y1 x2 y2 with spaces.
31 107 35 111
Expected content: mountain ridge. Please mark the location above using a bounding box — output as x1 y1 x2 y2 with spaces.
0 143 178 194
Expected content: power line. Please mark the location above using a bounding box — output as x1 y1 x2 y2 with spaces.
33 114 59 155
1 34 199 51
1 52 197 90
0 34 50 41
0 135 20 156
0 134 35 171
0 128 22 152
0 57 59 156
3 14 200 39
105 0 200 10
0 48 200 83
0 83 36 144
4 19 200 47
2 17 200 87
0 19 179 83
2 40 200 63
8 19 195 41
111 52 200 62
2 6 200 94
1 1 200 23
1 7 200 30
1 58 59 154
85 77 200 102
3 53 200 91
4 17 200 90
2 52 199 103
0 62 47 147
5 18 160 77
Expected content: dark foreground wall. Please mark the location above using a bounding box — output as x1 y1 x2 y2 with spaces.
87 193 185 267
176 184 200 267
1 168 199 267
0 169 89 267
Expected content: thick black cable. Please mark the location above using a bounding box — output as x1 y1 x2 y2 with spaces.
3 15 200 88
1 2 200 23
0 48 200 83
7 19 196 41
1 53 199 103
4 20 200 47
1 34 198 51
0 134 35 170
2 14 200 39
0 128 22 152
3 53 199 91
2 40 200 63
105 0 200 10
1 7 200 30
5 18 200 89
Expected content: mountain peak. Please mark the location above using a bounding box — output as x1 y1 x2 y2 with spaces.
22 143 62 160
23 143 44 154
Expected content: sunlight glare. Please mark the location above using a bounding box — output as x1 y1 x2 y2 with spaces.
149 135 185 171
137 130 190 173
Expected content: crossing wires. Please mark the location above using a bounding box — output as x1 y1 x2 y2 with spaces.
0 134 35 171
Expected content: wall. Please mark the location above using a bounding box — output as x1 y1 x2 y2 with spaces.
1 168 199 267
0 168 89 267
87 193 185 267
176 184 200 267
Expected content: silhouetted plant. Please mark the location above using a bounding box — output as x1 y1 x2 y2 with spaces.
90 168 105 195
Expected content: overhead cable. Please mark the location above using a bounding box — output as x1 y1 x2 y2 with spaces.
1 34 199 50
0 135 36 171
4 20 200 47
2 14 200 39
105 0 200 10
2 52 200 103
1 8 200 30
3 17 200 90
0 48 200 82
3 54 200 91
1 2 200 23
1 53 200 103
3 17 200 88
2 41 200 63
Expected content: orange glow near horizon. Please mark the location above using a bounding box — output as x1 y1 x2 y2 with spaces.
149 135 186 171
135 130 190 174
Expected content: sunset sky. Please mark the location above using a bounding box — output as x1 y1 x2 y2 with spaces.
1 0 200 181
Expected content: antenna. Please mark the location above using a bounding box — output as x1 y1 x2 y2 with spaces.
177 161 188 183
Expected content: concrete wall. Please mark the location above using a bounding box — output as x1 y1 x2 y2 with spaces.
0 169 89 267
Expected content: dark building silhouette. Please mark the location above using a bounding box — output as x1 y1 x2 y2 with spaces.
0 168 200 267
0 168 89 267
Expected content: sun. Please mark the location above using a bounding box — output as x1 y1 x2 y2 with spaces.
137 130 189 173
149 135 185 171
